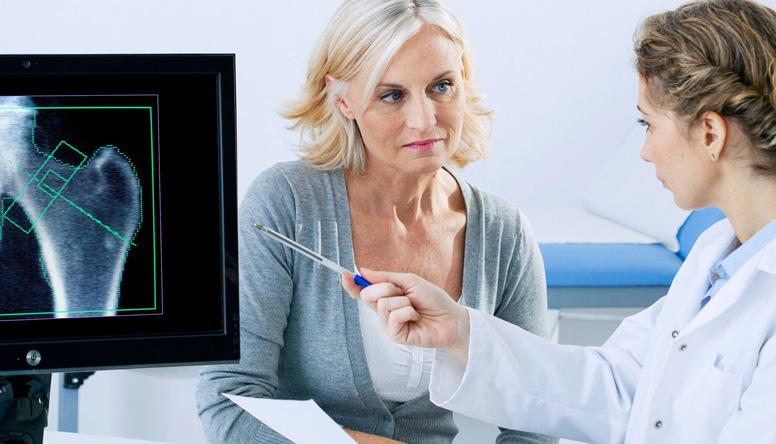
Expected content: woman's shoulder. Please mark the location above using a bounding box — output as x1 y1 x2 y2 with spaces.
454 173 529 234
252 159 334 185
241 160 343 219
247 160 341 197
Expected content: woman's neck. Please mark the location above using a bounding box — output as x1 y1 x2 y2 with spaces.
345 165 459 224
715 168 776 243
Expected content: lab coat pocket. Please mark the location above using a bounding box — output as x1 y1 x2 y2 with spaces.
674 356 743 443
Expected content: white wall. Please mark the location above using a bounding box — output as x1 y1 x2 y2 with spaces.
0 0 677 208
3 0 774 442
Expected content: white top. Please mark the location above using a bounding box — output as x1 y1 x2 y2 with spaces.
429 218 776 443
358 299 433 403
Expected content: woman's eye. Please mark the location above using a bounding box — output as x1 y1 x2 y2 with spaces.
433 82 451 93
380 91 403 103
637 118 650 129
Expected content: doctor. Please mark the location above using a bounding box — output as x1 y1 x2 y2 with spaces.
342 0 776 443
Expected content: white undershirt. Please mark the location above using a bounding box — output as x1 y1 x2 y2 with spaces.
357 299 433 403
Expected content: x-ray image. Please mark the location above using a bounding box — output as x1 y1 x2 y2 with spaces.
0 95 158 319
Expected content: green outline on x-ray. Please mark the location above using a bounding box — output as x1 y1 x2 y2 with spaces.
3 140 88 234
0 105 157 317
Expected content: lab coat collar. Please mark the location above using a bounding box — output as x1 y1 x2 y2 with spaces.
681 228 776 335
662 223 732 332
692 221 735 273
756 236 776 275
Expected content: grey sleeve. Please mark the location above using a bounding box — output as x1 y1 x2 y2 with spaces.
195 167 295 444
492 210 559 444
492 209 549 339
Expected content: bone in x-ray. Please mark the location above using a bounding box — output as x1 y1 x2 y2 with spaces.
0 96 141 318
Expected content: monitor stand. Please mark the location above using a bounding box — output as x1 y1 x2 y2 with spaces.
58 372 94 433
0 374 51 444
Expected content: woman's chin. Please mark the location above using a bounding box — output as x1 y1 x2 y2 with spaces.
672 194 705 212
381 156 449 177
405 160 449 176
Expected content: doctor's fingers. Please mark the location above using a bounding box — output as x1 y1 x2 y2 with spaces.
341 271 362 299
376 296 417 328
381 306 421 344
341 271 391 311
360 281 406 308
359 268 420 289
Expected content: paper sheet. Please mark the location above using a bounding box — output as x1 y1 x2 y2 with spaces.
224 393 357 443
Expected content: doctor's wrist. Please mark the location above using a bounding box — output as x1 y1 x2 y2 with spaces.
448 305 470 364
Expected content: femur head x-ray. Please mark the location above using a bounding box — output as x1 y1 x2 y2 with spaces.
0 95 155 319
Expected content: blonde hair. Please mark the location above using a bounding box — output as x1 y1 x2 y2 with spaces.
281 0 493 176
635 0 776 175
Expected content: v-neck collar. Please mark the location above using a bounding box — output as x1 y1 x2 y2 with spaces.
333 165 480 411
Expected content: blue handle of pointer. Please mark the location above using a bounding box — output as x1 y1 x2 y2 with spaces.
354 274 372 287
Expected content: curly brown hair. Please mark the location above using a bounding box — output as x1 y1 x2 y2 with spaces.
635 0 776 175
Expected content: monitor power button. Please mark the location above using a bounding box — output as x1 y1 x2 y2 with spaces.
26 350 42 367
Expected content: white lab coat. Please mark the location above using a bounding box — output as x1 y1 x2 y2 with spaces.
429 219 776 444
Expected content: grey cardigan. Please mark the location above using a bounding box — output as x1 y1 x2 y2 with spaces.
196 160 556 444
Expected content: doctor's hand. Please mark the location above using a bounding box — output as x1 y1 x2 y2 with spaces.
342 269 471 363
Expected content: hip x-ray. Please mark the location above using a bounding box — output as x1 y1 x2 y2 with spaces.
0 95 158 319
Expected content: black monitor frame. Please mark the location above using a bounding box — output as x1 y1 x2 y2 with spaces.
0 54 239 376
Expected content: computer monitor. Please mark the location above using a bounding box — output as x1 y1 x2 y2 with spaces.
0 54 239 441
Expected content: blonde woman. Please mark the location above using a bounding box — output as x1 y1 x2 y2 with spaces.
196 1 555 443
345 1 776 443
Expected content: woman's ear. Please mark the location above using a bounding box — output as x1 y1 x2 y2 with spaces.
325 73 356 120
701 111 727 161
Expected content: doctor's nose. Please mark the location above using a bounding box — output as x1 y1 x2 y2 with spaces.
640 142 652 163
406 97 436 132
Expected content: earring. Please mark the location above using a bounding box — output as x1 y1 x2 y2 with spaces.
709 152 717 161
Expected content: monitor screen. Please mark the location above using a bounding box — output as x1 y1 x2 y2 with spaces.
0 54 239 375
